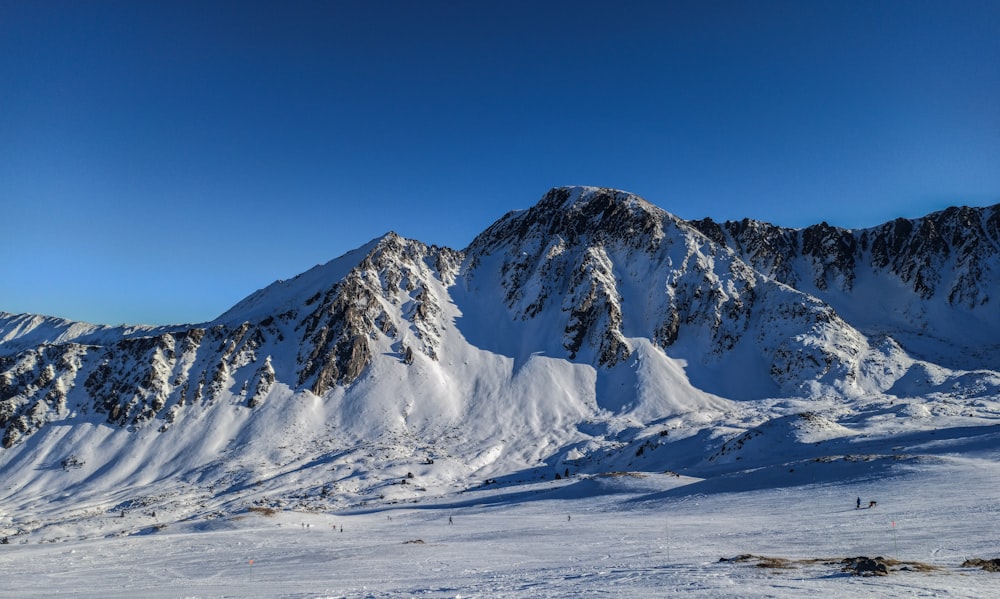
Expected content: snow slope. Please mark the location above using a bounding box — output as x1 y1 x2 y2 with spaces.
0 187 998 597
2 435 998 598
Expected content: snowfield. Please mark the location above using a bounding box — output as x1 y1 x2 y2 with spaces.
3 434 999 598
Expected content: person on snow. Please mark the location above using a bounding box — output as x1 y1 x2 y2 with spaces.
856 496 861 509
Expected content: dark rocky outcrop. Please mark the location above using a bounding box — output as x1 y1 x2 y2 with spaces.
841 556 890 576
962 558 1000 572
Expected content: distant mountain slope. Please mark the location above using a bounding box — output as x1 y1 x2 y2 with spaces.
1 186 998 537
690 203 1000 369
0 312 174 357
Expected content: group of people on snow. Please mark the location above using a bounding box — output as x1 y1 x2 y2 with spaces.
856 496 876 509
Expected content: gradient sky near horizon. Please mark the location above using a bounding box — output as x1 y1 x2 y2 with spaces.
2 1 999 326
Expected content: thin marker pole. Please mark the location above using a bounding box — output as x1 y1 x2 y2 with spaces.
665 515 670 561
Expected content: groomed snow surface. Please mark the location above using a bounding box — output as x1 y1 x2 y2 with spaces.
3 441 998 598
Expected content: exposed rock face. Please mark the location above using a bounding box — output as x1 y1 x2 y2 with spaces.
0 343 86 447
691 204 1000 307
464 187 761 367
247 356 275 409
296 233 461 395
297 273 381 395
465 187 650 365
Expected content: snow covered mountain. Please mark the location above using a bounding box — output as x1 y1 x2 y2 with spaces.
1 186 998 540
691 203 1000 370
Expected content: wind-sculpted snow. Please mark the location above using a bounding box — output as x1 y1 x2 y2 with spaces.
1 186 999 547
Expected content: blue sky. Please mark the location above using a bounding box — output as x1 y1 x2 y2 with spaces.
2 1 999 325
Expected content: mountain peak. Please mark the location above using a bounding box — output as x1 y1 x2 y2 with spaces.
541 186 661 215
468 186 672 257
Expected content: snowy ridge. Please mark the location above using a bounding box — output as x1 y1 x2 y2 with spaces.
1 187 998 570
0 312 175 357
691 203 1000 370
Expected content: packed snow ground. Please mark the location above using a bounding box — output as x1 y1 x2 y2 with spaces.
3 439 998 598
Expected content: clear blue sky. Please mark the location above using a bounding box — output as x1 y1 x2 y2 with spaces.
2 1 999 325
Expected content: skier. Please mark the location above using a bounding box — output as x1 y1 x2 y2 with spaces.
856 497 861 510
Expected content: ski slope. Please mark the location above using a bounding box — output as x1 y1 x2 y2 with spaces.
2 432 998 598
